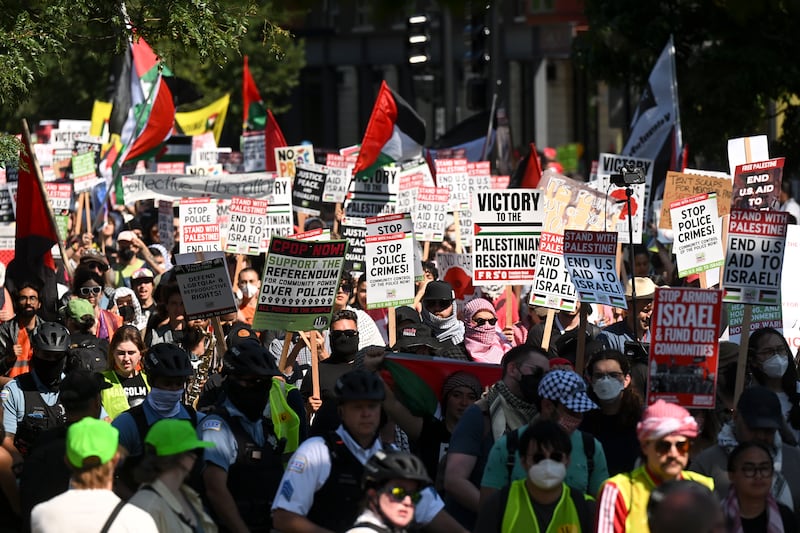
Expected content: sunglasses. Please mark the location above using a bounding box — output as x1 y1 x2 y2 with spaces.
338 284 353 294
331 329 359 339
473 317 498 326
528 452 565 464
383 486 422 504
654 439 691 455
79 286 103 296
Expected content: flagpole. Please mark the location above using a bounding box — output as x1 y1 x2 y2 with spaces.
479 87 499 161
668 35 683 171
20 120 74 278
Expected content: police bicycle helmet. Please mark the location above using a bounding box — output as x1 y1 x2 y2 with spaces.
31 322 71 352
334 369 385 402
144 343 193 378
362 449 432 489
223 339 279 377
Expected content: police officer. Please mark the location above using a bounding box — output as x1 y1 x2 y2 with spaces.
1 322 70 462
200 340 300 533
112 343 198 493
272 369 467 533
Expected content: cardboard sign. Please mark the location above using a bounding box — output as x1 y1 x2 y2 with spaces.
732 158 784 210
563 230 626 308
472 189 543 285
648 287 722 408
530 232 577 312
242 131 266 172
174 255 237 319
727 135 769 178
413 187 450 242
593 153 654 244
723 209 788 305
539 171 623 235
323 153 353 204
275 145 314 178
670 193 724 277
179 197 221 253
253 237 346 332
158 200 175 253
291 163 327 216
660 171 732 229
365 214 416 309
341 217 367 275
44 182 72 215
226 196 268 255
344 164 398 218
435 252 475 301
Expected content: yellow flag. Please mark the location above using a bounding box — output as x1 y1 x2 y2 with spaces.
175 94 230 144
90 100 113 138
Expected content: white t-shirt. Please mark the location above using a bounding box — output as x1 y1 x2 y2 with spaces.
31 489 158 533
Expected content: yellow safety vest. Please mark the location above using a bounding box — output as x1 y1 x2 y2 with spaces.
270 377 300 454
501 480 583 533
100 370 150 420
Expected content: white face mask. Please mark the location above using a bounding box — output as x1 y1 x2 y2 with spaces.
593 376 624 401
527 459 566 490
762 353 789 378
241 283 259 298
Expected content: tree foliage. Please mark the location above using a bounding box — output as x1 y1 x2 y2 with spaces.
0 0 303 162
574 0 800 174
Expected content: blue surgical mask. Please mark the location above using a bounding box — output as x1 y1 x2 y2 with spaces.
146 387 183 417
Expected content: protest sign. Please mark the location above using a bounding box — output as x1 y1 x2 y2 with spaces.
472 189 543 285
186 164 223 176
158 200 175 253
467 161 492 193
226 196 268 255
659 171 733 230
726 304 783 342
436 158 470 209
44 182 72 215
781 225 800 350
179 197 221 253
156 162 186 174
593 153 654 244
344 165 398 218
413 187 449 242
491 175 510 189
727 135 769 177
723 208 788 305
292 163 327 216
435 252 475 301
50 120 91 149
530 232 577 312
71 152 100 193
190 131 217 166
264 177 293 241
0 187 13 224
253 237 346 332
539 170 623 235
121 172 273 203
365 214 416 309
732 158 784 210
173 255 237 320
341 217 367 275
288 228 331 241
323 153 353 204
563 230 626 308
648 287 722 408
670 193 724 277
242 131 265 172
397 170 427 214
275 145 315 178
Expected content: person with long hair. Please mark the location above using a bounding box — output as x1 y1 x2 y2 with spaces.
101 326 150 419
722 441 797 532
580 349 643 475
129 419 217 533
747 327 800 442
72 266 121 342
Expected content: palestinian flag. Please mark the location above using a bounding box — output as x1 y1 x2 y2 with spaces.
265 109 288 172
6 125 61 320
428 110 495 162
509 142 543 189
381 354 501 417
243 55 266 130
353 81 426 179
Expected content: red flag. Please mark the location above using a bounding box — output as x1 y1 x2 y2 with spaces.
265 109 288 172
243 56 266 129
510 142 543 189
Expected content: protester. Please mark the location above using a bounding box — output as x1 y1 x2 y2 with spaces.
722 441 797 532
779 180 800 223
131 268 157 325
391 324 443 356
462 297 512 364
129 419 217 533
420 281 468 360
474 420 596 532
146 284 187 345
347 450 432 533
29 417 158 532
444 345 548 529
112 286 147 331
596 399 713 532
72 266 121 342
647 480 724 533
0 263 14 325
101 325 150 419
526 301 600 358
235 267 260 325
63 297 108 373
0 282 44 384
580 349 643 475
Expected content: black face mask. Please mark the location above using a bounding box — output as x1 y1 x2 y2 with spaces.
330 334 359 361
226 380 270 421
118 305 135 322
518 370 543 405
119 247 136 263
32 356 66 389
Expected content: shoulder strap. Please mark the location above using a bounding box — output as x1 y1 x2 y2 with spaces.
100 500 128 533
581 431 595 483
568 485 593 533
185 404 198 427
505 429 519 479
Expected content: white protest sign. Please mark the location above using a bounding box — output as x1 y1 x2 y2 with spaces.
467 161 492 193
50 120 91 149
242 131 266 172
670 193 724 278
43 182 72 214
173 254 237 319
530 232 577 312
191 131 217 166
365 213 416 308
727 135 769 178
323 153 353 204
781 225 800 349
158 200 175 252
723 208 788 305
436 158 470 209
275 144 314 178
413 187 449 242
472 189 543 285
288 228 331 241
397 170 427 214
263 177 293 244
593 153 654 244
344 164 398 218
186 164 223 176
563 230 627 308
226 196 268 255
179 197 221 253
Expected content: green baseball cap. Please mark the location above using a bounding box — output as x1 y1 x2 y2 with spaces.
66 298 95 321
66 417 119 468
145 419 215 456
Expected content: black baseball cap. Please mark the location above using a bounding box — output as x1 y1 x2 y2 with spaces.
422 281 455 301
737 386 783 430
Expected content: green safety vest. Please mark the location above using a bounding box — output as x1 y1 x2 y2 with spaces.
270 377 300 454
501 480 582 533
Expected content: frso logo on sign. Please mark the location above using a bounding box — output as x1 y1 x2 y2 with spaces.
313 316 329 330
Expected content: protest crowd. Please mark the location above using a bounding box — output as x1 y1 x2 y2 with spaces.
4 36 800 533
